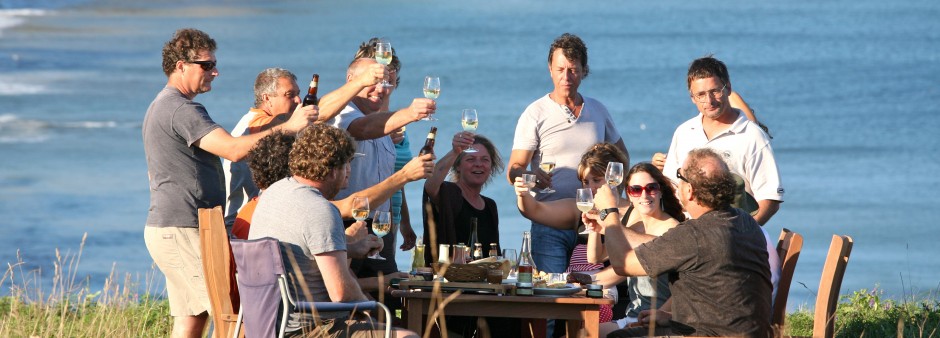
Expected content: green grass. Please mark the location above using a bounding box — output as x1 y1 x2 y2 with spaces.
784 287 940 338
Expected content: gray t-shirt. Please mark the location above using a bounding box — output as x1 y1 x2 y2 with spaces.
512 94 622 202
248 177 347 306
142 86 223 227
635 208 772 337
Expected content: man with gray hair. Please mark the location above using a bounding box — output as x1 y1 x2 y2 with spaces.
585 148 772 337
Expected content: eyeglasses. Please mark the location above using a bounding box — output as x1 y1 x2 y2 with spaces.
691 83 726 102
626 183 661 197
676 168 689 183
189 60 217 71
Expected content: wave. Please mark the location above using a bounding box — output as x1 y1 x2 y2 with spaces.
0 82 46 95
0 113 133 143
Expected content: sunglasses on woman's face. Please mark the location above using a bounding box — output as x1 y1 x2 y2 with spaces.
626 183 661 197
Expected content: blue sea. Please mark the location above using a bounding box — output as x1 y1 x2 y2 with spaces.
1 0 938 310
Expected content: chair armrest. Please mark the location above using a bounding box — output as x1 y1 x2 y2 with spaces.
295 301 378 313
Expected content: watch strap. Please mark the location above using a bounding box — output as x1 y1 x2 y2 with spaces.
599 208 619 221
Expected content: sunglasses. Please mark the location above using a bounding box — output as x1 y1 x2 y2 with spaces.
189 60 217 71
676 168 689 183
626 183 661 197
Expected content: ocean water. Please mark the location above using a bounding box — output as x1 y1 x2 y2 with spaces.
1 0 938 310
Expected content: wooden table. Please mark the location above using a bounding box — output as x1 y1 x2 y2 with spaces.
391 289 614 338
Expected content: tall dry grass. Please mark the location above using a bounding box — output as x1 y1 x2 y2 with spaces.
0 233 172 337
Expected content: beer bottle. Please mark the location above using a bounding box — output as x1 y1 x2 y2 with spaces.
488 243 499 259
472 243 483 261
302 74 319 107
517 231 536 284
418 126 437 156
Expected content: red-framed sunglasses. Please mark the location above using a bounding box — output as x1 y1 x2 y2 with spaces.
626 183 661 197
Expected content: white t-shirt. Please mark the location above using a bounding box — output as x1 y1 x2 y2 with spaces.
663 110 784 205
512 94 623 201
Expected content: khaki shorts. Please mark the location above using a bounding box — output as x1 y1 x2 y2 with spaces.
144 226 210 316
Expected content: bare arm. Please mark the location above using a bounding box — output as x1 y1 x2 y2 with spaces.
728 91 759 124
315 250 369 302
424 132 473 200
588 184 655 276
586 229 607 264
513 177 579 229
345 99 434 140
316 63 386 123
332 153 434 218
196 105 317 161
398 191 417 250
753 199 781 226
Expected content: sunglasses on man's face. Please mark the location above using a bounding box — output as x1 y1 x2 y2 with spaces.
626 183 661 197
189 60 217 71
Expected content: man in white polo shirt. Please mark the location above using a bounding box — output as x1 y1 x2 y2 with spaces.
660 55 783 225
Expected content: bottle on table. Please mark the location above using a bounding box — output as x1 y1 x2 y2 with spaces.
472 243 483 261
488 242 499 259
418 127 437 156
517 231 535 284
302 74 319 107
412 238 426 272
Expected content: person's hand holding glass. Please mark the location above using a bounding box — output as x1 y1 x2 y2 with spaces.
576 188 595 234
461 109 478 153
375 42 394 88
421 76 440 121
369 210 391 260
539 156 556 193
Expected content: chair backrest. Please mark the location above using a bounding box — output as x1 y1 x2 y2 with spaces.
198 206 240 338
230 237 288 338
772 228 804 328
812 234 853 338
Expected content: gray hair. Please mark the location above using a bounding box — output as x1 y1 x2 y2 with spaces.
253 67 297 107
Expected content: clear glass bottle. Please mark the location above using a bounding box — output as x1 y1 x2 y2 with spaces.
517 231 536 284
411 238 426 273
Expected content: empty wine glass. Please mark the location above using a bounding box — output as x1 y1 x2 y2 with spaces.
375 42 394 88
606 162 624 187
421 76 440 121
502 249 518 279
461 109 478 153
539 156 556 193
369 211 391 260
576 188 595 234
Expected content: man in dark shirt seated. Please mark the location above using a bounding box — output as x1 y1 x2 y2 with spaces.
584 148 772 338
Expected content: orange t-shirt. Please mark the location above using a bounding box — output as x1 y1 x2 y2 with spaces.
232 196 259 240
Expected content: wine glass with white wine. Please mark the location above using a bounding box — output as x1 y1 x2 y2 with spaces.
576 188 595 234
606 162 624 187
539 156 556 193
375 42 394 88
421 76 440 121
369 211 391 260
461 109 478 153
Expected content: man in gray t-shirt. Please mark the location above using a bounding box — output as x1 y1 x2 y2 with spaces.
142 28 315 337
590 148 772 337
249 124 416 337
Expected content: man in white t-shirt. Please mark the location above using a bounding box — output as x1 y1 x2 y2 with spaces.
507 33 628 274
658 55 784 225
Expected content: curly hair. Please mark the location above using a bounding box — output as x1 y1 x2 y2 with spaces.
253 68 297 107
548 33 589 78
289 124 356 181
161 28 216 76
684 148 735 210
577 143 628 193
450 134 503 185
352 37 401 87
248 131 295 190
626 163 687 222
686 54 730 90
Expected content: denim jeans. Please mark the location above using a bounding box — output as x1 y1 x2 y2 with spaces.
530 222 577 273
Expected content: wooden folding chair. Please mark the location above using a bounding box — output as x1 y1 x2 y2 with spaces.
198 206 242 338
787 234 853 338
772 228 804 329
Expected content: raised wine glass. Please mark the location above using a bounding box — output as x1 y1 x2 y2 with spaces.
539 156 556 194
576 188 595 234
352 196 370 222
606 162 624 187
421 76 440 121
375 42 394 88
461 109 478 153
369 211 391 260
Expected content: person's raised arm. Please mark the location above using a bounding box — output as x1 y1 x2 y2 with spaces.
506 149 553 189
513 177 579 229
345 98 434 140
196 104 317 161
423 131 471 200
332 153 434 218
314 250 369 302
586 225 607 264
588 184 655 276
316 63 386 123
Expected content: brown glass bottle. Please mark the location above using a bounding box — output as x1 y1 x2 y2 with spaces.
302 74 319 107
418 127 437 156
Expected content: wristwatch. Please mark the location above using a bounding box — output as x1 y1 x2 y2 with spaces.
598 208 619 221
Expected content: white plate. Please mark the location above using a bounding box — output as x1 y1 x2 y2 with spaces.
533 284 581 296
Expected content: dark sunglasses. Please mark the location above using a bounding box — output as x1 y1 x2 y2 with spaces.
626 183 661 197
676 168 689 183
189 60 217 71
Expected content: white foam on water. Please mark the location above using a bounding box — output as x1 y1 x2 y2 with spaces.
0 9 51 37
0 82 47 95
